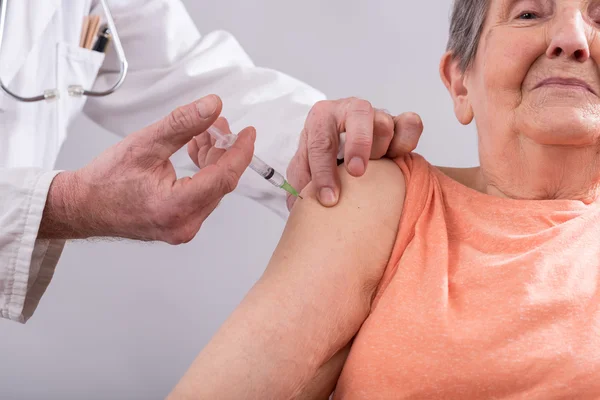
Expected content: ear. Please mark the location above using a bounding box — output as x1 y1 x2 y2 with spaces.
439 51 474 125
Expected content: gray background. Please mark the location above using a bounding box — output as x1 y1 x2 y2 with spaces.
0 1 478 399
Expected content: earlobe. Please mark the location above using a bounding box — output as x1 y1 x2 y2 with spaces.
439 52 474 125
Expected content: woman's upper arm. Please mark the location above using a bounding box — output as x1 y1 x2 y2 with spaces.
168 159 406 400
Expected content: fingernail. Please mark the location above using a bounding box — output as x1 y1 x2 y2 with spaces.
319 187 337 206
348 157 365 176
197 95 218 119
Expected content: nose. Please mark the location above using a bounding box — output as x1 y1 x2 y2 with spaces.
546 10 590 62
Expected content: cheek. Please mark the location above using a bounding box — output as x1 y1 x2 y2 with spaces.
478 28 547 95
589 32 600 62
467 28 548 144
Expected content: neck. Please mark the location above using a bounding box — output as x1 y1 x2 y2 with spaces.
477 137 600 203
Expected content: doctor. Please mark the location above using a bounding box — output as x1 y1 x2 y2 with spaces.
0 0 423 323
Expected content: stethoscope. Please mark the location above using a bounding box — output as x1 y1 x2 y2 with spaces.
0 0 128 103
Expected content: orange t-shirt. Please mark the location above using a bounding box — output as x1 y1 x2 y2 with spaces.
333 153 600 399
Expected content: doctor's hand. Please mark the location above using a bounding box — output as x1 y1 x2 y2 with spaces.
286 97 423 210
39 95 255 244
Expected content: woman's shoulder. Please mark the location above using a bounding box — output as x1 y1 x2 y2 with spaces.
392 152 434 184
395 152 482 193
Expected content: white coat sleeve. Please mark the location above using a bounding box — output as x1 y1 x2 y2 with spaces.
0 169 65 322
84 0 326 219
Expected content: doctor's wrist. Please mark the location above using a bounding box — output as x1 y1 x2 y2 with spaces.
39 171 96 240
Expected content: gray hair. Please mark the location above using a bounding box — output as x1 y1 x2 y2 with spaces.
446 0 490 71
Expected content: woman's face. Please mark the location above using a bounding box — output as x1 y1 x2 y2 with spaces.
451 0 600 148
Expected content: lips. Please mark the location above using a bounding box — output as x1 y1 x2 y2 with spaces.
534 77 597 95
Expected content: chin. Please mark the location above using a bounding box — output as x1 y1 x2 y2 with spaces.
516 106 600 147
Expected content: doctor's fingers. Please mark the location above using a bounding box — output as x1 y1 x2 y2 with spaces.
188 117 231 169
339 102 396 170
305 114 342 208
303 98 380 206
306 97 378 176
368 110 395 159
386 112 423 158
199 117 233 167
187 138 201 168
145 95 223 160
183 127 256 206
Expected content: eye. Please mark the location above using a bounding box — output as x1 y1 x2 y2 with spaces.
588 5 600 24
517 11 539 20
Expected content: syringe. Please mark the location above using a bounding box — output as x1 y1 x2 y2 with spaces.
206 126 303 199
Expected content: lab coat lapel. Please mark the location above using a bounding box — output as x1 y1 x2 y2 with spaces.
0 0 62 87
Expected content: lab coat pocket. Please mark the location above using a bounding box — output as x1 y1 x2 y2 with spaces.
56 42 105 142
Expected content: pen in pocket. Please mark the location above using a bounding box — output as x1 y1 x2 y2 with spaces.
92 27 111 53
79 15 101 50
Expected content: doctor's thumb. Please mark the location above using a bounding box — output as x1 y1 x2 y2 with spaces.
147 94 223 159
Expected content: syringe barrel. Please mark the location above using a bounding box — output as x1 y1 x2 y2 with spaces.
206 126 287 189
249 155 270 176
249 156 284 187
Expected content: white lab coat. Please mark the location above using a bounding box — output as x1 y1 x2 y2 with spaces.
0 0 325 322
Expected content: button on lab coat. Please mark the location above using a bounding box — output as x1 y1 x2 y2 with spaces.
0 0 325 322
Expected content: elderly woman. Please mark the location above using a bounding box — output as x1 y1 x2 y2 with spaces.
168 0 600 398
